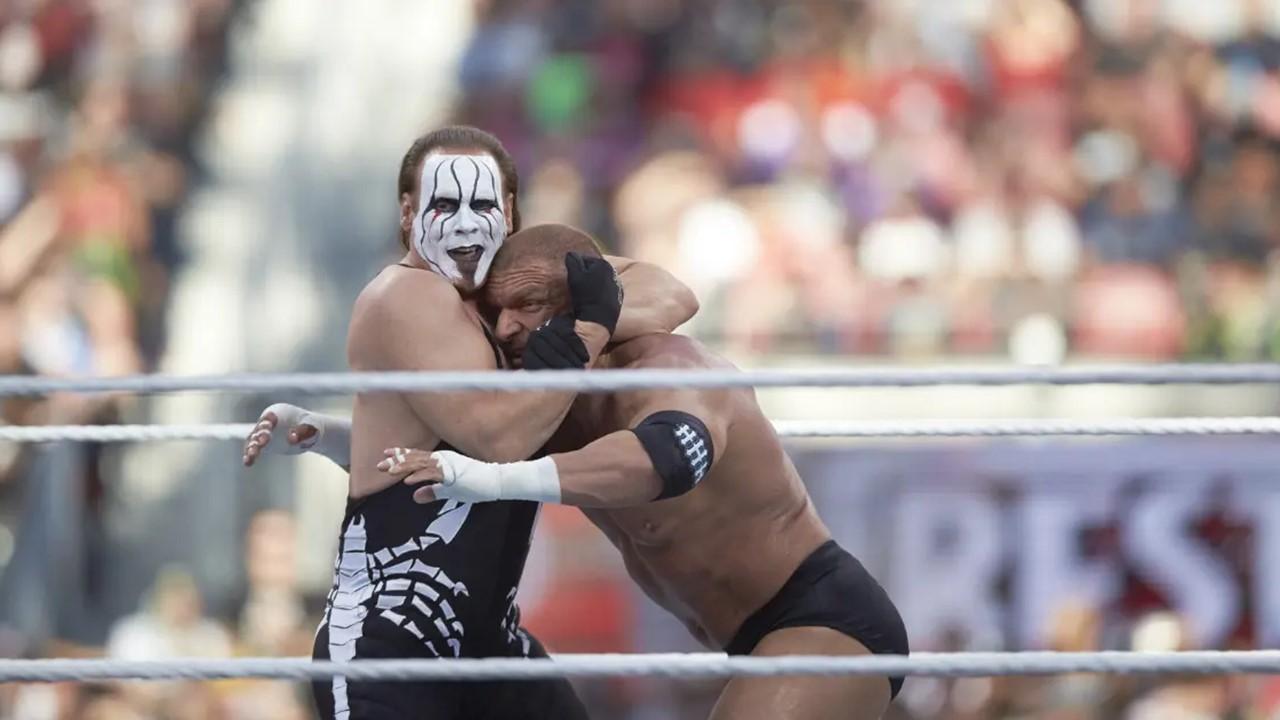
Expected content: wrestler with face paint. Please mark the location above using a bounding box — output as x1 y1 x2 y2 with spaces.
408 152 508 290
243 125 701 720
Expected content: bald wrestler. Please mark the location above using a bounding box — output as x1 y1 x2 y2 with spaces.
388 225 906 719
247 128 697 720
259 225 908 720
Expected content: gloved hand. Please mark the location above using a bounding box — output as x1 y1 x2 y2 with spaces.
522 314 590 370
242 402 352 468
566 252 623 336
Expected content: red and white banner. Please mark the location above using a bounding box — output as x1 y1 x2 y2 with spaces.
791 438 1280 651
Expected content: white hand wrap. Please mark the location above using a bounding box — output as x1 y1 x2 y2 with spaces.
431 451 561 504
261 403 352 468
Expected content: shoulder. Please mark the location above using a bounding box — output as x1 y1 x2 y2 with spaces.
348 267 468 360
353 267 465 326
613 334 732 372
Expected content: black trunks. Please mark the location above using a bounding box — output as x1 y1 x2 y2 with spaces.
725 540 909 699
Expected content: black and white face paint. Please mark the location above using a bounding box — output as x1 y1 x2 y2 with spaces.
411 153 507 289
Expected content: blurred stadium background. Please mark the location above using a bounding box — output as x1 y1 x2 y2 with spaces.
4 0 1280 717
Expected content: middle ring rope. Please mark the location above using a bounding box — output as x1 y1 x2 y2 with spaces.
3 417 1280 443
3 363 1280 397
5 651 1280 684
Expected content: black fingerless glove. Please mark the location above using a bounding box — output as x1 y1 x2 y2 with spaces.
566 252 623 337
522 314 590 370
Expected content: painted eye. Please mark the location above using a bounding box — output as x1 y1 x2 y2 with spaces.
433 198 459 213
472 199 497 212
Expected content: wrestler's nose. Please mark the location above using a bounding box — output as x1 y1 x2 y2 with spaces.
495 310 523 343
454 213 481 236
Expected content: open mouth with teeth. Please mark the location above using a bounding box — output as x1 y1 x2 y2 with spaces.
447 245 484 264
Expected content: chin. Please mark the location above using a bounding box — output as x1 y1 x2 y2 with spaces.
450 275 481 293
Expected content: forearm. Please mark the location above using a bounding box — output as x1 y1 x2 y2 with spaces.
608 256 699 339
550 431 661 507
419 432 661 508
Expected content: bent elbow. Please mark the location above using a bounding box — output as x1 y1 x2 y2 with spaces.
672 286 700 328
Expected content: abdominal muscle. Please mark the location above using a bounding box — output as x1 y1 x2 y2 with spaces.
586 493 828 649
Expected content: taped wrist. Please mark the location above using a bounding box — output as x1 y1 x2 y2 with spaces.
434 453 562 504
261 403 351 468
630 411 715 500
306 412 353 469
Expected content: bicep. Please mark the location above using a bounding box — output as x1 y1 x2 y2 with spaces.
625 388 731 470
351 290 500 447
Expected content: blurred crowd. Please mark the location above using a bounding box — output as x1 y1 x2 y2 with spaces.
0 510 317 720
0 2 239 715
0 0 235 457
883 605 1280 720
461 0 1280 361
11 0 1280 717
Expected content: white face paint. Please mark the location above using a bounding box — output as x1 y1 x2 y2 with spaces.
410 153 507 289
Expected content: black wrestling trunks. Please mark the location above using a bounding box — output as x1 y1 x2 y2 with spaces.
725 540 909 699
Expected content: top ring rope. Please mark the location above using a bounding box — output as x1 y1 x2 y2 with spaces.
3 363 1280 397
3 651 1280 684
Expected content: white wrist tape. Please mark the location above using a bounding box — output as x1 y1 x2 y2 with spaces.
262 403 352 468
432 452 562 504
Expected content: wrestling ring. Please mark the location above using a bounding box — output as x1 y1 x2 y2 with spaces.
3 361 1280 685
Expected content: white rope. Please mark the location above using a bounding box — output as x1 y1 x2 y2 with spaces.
2 652 1280 683
3 363 1280 397
770 417 1280 437
0 424 255 443
5 418 1280 444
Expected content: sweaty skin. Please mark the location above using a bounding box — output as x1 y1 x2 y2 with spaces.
388 252 893 720
344 256 696 498
543 335 831 649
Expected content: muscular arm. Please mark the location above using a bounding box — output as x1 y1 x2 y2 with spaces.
399 386 733 508
350 275 607 463
606 256 699 339
550 388 730 507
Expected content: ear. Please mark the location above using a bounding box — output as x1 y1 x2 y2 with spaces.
400 192 415 237
503 192 516 234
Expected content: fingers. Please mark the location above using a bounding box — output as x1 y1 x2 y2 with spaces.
242 415 277 467
401 467 444 487
412 485 438 504
376 447 437 478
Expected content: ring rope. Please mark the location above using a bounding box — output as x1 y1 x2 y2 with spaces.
4 418 1280 444
3 652 1280 683
4 363 1280 397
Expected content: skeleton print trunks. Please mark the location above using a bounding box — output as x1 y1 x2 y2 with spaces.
311 455 589 719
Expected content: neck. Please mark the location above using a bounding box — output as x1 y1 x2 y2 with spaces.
399 251 429 270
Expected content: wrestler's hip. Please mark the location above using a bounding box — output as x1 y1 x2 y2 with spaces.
724 540 909 698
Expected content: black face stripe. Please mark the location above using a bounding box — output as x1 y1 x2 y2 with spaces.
446 158 465 237
417 159 448 246
426 159 461 243
424 256 449 276
484 162 499 210
468 157 496 240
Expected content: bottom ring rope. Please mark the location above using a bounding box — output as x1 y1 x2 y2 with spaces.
4 652 1280 683
5 418 1280 443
